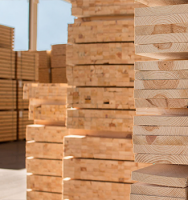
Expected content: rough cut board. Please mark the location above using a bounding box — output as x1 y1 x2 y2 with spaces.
130 194 185 200
68 18 134 43
51 55 66 68
27 191 61 200
135 154 188 165
64 135 134 160
64 157 148 183
67 65 134 87
27 174 62 193
0 48 15 79
51 44 66 56
0 79 16 110
67 109 135 132
66 43 147 65
131 182 187 198
51 67 67 83
23 83 67 100
26 158 62 176
39 68 51 83
67 87 134 109
26 142 64 159
134 126 188 136
132 164 188 187
16 51 39 81
64 180 131 200
135 0 187 6
0 24 14 49
26 125 67 143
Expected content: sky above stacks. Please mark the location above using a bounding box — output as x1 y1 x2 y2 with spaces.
0 0 74 51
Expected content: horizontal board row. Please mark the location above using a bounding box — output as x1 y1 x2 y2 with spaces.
135 0 186 6
0 24 14 49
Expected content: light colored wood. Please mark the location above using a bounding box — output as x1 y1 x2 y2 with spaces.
26 158 62 176
135 154 188 165
26 125 67 143
66 43 147 65
131 182 187 198
27 174 62 193
51 44 66 56
68 87 134 109
132 164 188 187
130 194 184 200
135 0 188 7
64 157 148 183
51 67 67 83
67 65 134 87
27 191 62 200
68 19 134 43
26 141 64 159
67 109 135 132
64 180 131 200
64 135 134 160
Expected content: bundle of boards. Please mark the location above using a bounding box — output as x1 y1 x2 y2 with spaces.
23 83 68 200
131 1 188 199
65 0 149 199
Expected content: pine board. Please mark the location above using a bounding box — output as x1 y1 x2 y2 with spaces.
27 191 61 200
51 55 66 68
130 194 184 200
51 44 66 56
51 67 67 83
67 87 134 109
39 68 51 83
135 0 187 6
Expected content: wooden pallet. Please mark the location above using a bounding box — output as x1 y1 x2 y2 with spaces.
67 43 147 65
0 48 15 79
0 24 14 49
67 65 134 87
0 79 16 110
51 67 67 83
67 109 135 132
68 87 134 109
17 51 39 81
68 18 134 43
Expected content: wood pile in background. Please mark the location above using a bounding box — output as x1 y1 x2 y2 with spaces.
51 44 67 83
131 2 188 199
0 24 14 49
24 83 68 200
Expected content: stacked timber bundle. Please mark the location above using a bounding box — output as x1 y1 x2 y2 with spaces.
23 83 68 200
65 0 149 199
51 44 67 83
131 1 188 199
37 51 51 83
16 51 38 140
0 25 16 142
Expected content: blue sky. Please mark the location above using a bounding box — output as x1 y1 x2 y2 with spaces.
0 0 74 51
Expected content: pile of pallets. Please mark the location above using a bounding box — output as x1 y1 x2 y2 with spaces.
51 44 67 83
131 1 188 199
65 0 149 199
23 83 68 200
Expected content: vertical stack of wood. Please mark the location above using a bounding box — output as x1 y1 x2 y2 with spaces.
0 25 17 142
16 51 38 140
131 1 188 199
37 51 51 83
51 44 67 83
65 0 149 199
23 83 68 200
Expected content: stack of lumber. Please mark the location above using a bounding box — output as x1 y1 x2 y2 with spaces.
65 0 149 199
131 2 188 199
23 83 68 200
51 44 67 83
37 51 51 83
0 24 14 49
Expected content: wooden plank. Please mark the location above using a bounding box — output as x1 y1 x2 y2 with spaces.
131 182 187 198
67 109 135 132
39 68 50 83
68 19 134 43
26 125 67 143
27 191 62 200
130 194 184 200
64 135 134 160
51 44 66 56
64 180 131 200
64 157 148 183
67 87 134 109
132 164 188 187
51 67 67 83
27 174 62 193
66 43 147 66
67 65 134 87
26 142 64 159
26 158 62 176
51 55 66 68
